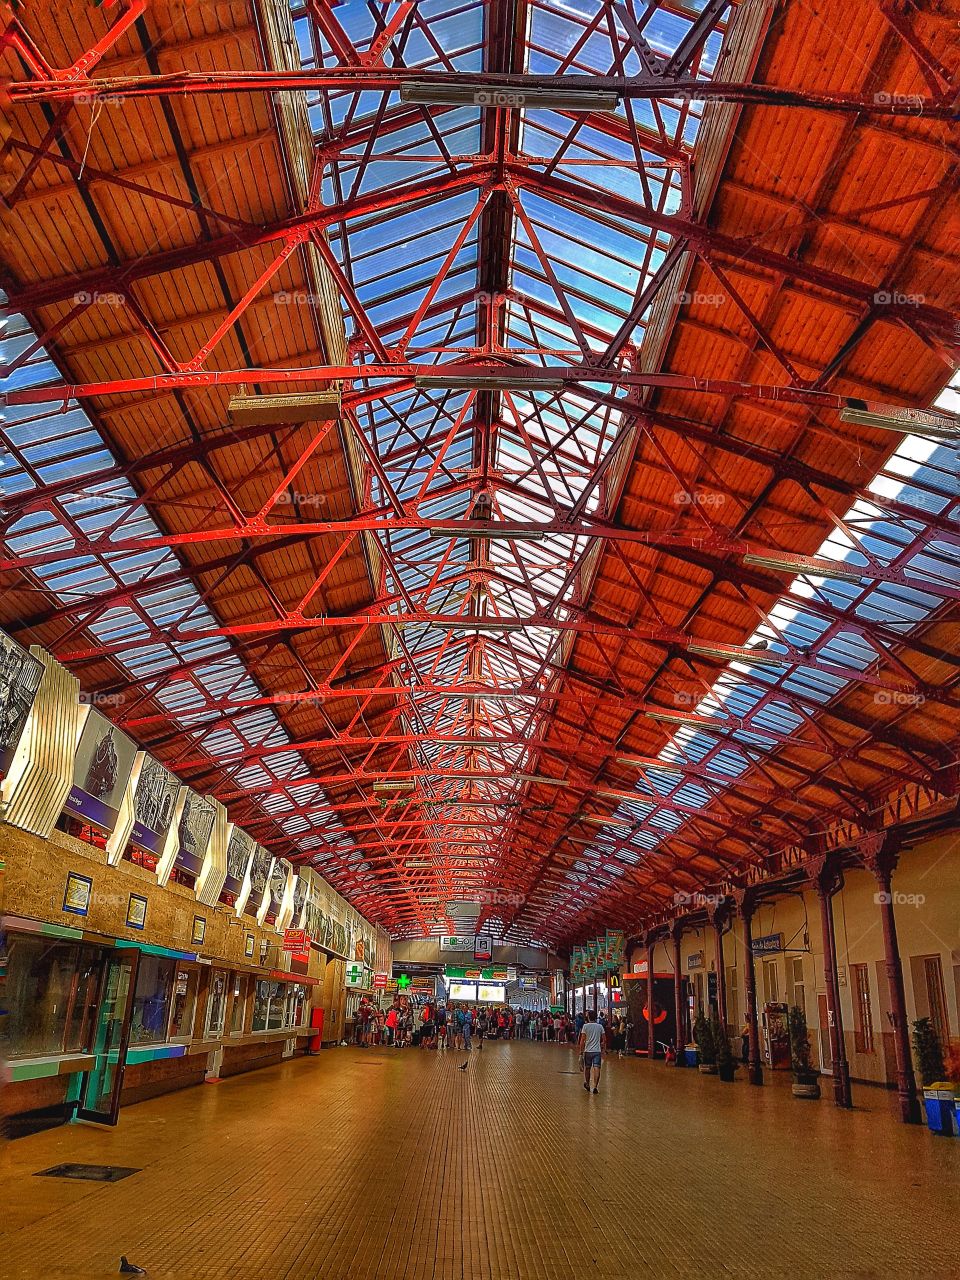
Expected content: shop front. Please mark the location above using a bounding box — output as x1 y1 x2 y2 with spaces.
1 913 317 1129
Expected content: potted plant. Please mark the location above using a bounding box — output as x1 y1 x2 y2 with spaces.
693 1008 717 1073
789 1005 820 1099
713 1012 737 1082
912 1018 955 1136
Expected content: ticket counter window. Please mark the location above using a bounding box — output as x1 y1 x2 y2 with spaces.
169 968 200 1040
130 956 176 1046
285 983 308 1029
252 980 286 1032
4 935 102 1059
204 970 228 1038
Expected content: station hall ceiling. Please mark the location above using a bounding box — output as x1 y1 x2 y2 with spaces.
1 0 958 946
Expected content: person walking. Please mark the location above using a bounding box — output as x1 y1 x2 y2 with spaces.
475 1007 487 1050
462 1005 473 1051
578 1010 606 1094
436 1003 447 1051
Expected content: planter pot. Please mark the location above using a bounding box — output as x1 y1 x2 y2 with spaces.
698 1062 717 1074
718 1062 737 1083
923 1086 959 1136
792 1076 821 1099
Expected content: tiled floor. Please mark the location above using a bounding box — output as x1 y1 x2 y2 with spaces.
1 1042 958 1279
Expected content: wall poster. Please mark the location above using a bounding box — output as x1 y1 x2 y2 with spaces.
222 827 255 904
130 756 180 854
62 708 138 832
0 631 44 777
63 871 92 917
174 790 217 878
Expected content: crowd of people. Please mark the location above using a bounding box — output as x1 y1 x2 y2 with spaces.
353 996 630 1056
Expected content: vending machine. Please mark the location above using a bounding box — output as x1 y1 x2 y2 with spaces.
762 1001 791 1068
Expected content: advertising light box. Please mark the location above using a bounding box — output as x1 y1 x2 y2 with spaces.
477 984 506 1003
448 982 477 1001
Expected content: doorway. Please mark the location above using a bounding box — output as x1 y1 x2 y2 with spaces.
75 950 140 1126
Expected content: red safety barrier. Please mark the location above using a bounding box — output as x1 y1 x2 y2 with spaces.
309 1007 325 1053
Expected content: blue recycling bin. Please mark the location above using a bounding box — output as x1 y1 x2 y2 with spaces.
923 1088 958 1136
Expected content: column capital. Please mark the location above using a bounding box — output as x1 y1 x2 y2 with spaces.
806 851 845 897
706 896 733 932
669 917 686 941
731 885 759 919
856 830 901 883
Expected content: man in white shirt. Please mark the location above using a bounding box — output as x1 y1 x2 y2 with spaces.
578 1011 606 1093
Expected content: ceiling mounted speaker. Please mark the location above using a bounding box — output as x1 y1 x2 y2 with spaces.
227 390 341 426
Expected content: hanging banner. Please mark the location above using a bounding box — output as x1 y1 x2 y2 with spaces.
174 789 217 878
130 755 180 855
63 708 138 832
0 631 44 778
440 934 475 952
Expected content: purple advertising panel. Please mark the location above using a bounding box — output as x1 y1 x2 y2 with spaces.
222 826 255 903
63 709 138 832
174 790 217 878
0 632 44 777
130 756 180 855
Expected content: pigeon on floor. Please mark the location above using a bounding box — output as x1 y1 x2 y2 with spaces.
458 1060 469 1071
119 1259 147 1275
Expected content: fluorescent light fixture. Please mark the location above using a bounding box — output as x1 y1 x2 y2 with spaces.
744 552 870 583
616 755 682 772
404 860 432 868
227 390 340 426
372 780 416 793
429 617 526 631
597 787 644 803
517 773 570 787
581 814 634 830
839 402 959 440
428 523 545 541
687 642 788 667
645 709 710 727
400 81 620 113
415 370 565 393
